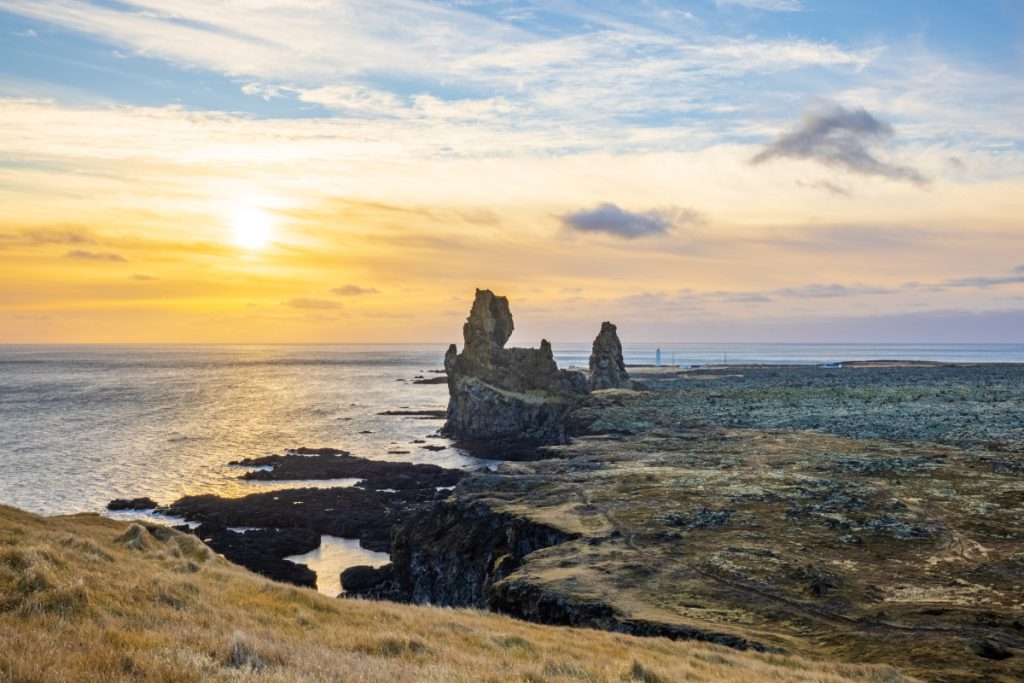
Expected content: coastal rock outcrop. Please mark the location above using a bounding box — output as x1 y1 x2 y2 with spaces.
588 321 631 390
441 289 587 450
343 496 576 606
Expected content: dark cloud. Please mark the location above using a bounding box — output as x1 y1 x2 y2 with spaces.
64 249 127 262
753 105 927 185
1014 265 1024 274
330 284 379 296
561 203 702 239
284 298 342 310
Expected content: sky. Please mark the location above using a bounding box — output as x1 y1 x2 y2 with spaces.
1 0 1023 344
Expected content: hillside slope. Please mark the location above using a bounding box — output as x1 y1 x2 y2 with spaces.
0 505 914 683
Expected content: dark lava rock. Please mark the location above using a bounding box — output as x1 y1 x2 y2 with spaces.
162 485 452 553
292 446 349 456
412 376 448 385
970 639 1014 661
383 498 578 606
229 450 464 489
377 409 447 418
441 289 589 449
192 524 318 587
107 497 159 511
341 563 394 593
588 321 631 391
662 507 733 530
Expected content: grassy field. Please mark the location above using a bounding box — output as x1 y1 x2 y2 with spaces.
0 505 915 683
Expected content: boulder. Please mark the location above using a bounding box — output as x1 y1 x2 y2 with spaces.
341 563 394 594
107 497 159 511
588 322 631 390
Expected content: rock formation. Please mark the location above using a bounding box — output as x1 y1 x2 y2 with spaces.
442 289 587 450
588 321 631 390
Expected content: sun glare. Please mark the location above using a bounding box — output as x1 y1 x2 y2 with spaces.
231 206 273 249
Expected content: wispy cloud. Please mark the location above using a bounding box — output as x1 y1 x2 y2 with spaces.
132 274 159 281
331 285 379 296
716 0 802 11
796 179 852 196
774 282 897 298
561 204 702 239
284 297 342 310
941 272 1024 289
0 228 95 248
64 249 126 262
0 0 877 141
752 104 927 184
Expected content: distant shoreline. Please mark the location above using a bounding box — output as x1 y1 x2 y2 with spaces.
626 360 1024 370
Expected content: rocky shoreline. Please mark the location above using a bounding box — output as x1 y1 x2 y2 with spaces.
108 290 1024 681
109 449 466 586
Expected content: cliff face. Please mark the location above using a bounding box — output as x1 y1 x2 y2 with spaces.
442 289 586 448
385 499 577 607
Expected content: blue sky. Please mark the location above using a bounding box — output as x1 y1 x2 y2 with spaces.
1 0 1023 342
3 1 1022 122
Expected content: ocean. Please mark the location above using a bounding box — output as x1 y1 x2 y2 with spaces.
3 342 1024 516
2 342 1022 593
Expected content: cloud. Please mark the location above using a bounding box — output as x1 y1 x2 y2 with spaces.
561 203 702 239
0 229 95 248
1014 265 1024 274
941 272 1024 289
774 282 897 298
331 284 379 296
64 249 126 262
715 292 774 303
752 104 928 184
796 179 852 196
297 85 403 115
716 0 802 11
132 274 159 281
284 298 342 310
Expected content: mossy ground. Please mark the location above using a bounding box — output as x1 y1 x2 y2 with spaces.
461 365 1024 682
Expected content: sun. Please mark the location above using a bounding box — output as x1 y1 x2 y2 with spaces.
231 206 273 249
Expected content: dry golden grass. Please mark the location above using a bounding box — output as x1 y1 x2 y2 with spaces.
0 505 916 683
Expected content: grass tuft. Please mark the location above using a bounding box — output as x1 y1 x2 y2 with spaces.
628 659 670 683
115 524 152 552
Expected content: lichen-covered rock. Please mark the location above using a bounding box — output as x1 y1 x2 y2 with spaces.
442 289 587 448
588 321 630 390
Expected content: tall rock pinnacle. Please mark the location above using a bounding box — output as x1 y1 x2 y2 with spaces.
588 321 630 391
